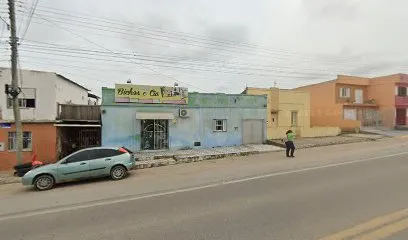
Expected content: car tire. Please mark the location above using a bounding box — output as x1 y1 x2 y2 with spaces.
110 165 127 180
34 175 55 191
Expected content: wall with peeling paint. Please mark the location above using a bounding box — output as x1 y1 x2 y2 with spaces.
101 88 267 151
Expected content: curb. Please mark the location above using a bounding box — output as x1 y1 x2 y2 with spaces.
134 149 282 170
393 134 408 139
268 138 373 150
295 138 377 150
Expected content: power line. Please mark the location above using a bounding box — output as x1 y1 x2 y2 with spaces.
14 17 364 74
18 41 401 82
0 18 6 39
22 12 219 92
0 14 10 28
23 12 363 66
16 0 27 36
18 39 400 78
18 49 338 79
18 41 355 75
20 0 39 42
14 58 323 90
7 1 400 89
12 5 365 65
21 4 363 62
17 49 337 80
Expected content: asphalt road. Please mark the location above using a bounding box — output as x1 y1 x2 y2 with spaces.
1 137 408 240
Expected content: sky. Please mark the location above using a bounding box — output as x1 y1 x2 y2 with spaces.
1 0 408 96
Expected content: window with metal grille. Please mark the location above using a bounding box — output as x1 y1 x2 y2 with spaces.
291 111 298 126
8 132 32 151
214 119 227 132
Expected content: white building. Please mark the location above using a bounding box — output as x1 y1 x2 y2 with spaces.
0 68 101 170
0 67 99 121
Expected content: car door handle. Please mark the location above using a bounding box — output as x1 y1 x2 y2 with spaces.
80 162 87 165
105 158 111 161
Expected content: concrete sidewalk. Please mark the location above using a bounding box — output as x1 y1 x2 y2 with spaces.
0 172 20 185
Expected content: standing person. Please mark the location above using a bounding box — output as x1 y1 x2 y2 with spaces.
284 130 296 158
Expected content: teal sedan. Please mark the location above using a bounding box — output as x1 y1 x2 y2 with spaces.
22 147 135 191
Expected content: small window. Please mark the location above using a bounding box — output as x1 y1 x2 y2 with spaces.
291 111 298 126
340 87 351 98
89 149 123 159
343 108 357 120
7 88 36 108
7 98 36 108
66 150 92 163
214 119 227 132
8 132 32 151
398 87 407 97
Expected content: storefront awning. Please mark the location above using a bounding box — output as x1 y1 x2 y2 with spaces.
136 112 174 120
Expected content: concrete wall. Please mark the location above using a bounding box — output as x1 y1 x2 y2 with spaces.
0 68 89 121
0 68 57 121
55 76 89 106
301 127 341 138
297 80 361 131
101 88 267 151
369 75 400 128
0 123 57 170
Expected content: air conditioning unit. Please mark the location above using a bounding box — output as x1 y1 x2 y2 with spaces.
179 108 190 118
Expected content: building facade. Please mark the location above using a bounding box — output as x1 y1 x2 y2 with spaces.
243 87 340 139
101 85 267 151
296 74 408 131
0 68 100 170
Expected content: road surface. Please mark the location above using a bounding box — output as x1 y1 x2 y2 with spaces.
0 137 408 239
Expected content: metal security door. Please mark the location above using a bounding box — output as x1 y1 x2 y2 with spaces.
242 120 263 145
141 120 169 150
78 129 101 149
396 108 407 126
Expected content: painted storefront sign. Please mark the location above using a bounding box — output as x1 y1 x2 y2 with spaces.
115 84 188 104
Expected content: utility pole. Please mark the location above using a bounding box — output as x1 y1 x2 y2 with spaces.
8 0 23 164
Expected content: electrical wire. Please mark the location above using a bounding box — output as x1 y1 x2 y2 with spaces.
18 40 353 73
17 49 336 80
20 0 39 42
20 4 364 62
24 12 219 92
21 12 363 66
11 4 366 66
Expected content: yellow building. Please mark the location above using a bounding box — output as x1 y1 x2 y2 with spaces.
243 87 340 139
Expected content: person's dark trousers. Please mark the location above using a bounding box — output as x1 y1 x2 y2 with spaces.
285 141 295 157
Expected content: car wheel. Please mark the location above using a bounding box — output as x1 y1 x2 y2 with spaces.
110 165 127 180
34 175 55 191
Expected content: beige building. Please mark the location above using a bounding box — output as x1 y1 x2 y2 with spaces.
243 87 340 139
